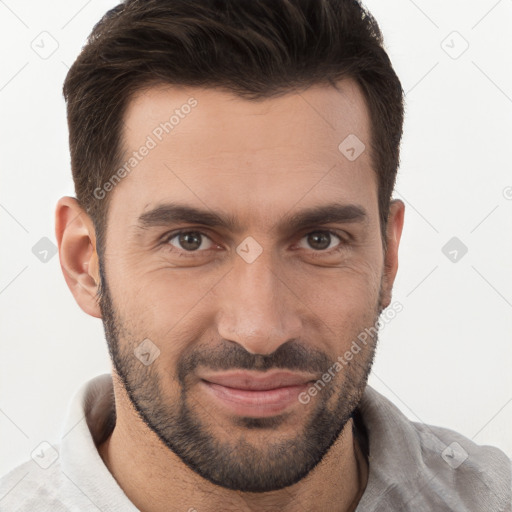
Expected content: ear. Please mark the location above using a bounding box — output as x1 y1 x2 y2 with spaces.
380 199 405 310
55 196 102 318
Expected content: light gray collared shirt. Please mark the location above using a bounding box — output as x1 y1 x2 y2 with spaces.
0 374 510 511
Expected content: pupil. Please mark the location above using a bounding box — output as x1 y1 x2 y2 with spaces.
180 232 201 250
309 232 330 250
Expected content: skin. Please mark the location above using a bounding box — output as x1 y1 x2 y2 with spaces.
55 78 405 512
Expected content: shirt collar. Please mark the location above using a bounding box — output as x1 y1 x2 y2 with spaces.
59 374 138 512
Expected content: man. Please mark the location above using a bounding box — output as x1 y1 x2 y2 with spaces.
0 0 510 511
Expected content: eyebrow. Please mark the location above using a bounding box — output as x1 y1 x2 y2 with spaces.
135 201 368 235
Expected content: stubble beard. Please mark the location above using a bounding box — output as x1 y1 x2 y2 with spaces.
98 262 381 493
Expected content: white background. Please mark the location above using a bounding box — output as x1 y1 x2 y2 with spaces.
1 0 511 478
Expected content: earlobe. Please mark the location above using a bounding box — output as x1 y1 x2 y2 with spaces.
55 196 102 319
381 199 405 310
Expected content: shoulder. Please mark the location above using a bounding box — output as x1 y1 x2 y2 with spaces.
358 386 512 511
0 450 73 511
412 419 511 498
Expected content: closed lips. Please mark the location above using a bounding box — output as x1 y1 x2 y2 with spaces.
200 371 316 391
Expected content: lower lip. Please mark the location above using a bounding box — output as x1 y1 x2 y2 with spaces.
200 380 310 417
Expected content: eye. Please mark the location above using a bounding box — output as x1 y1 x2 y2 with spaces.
160 229 348 258
164 230 215 254
296 230 346 253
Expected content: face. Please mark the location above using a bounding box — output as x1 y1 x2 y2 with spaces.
97 80 394 493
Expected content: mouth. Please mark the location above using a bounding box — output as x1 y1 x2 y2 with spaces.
198 370 316 418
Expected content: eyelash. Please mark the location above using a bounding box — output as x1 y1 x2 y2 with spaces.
160 229 349 258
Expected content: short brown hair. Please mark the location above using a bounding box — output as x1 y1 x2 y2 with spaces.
63 0 404 263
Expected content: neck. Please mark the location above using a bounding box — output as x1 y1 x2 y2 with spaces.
98 378 368 512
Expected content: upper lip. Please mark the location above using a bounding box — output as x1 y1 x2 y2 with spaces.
200 370 316 391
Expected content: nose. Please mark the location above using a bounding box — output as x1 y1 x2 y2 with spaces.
215 248 303 356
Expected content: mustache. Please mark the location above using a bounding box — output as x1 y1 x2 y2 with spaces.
177 340 333 384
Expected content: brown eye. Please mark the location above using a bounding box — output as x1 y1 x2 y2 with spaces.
167 231 213 252
297 231 344 252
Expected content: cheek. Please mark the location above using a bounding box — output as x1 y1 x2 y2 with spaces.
295 262 382 351
289 258 382 312
115 270 219 349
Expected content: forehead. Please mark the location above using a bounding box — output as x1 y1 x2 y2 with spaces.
109 79 377 229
